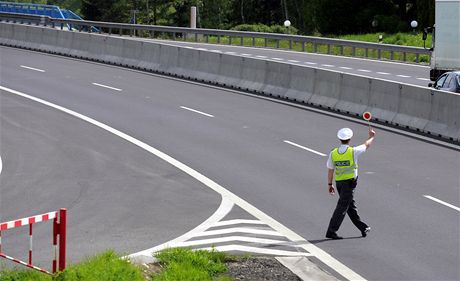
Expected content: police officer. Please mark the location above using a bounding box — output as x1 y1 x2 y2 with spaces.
325 127 375 239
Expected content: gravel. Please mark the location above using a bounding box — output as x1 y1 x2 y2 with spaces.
225 257 302 281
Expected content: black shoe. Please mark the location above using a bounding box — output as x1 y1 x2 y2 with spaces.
326 232 343 240
361 227 371 237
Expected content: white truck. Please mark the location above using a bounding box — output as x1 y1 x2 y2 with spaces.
424 0 460 81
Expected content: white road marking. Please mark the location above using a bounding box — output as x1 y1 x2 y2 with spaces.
339 66 352 70
397 74 411 78
168 236 293 248
240 53 252 56
213 219 266 227
424 195 460 212
180 106 214 117
194 227 284 237
304 62 317 65
283 140 327 157
210 49 222 53
0 155 3 176
198 245 312 257
377 72 390 75
225 51 236 55
196 48 208 51
1 85 366 281
288 60 300 63
92 83 122 92
321 64 335 67
358 69 372 73
20 65 45 72
417 78 430 81
255 55 267 59
272 58 284 61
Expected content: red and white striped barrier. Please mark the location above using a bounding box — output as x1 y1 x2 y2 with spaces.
0 208 66 275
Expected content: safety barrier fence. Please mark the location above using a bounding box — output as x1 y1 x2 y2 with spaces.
0 11 431 64
0 208 66 274
0 23 458 143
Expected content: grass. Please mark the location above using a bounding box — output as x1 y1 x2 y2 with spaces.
0 249 234 281
147 31 432 63
153 248 232 281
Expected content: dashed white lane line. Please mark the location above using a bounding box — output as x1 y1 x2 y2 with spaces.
240 53 252 56
225 51 236 55
424 195 460 212
417 78 431 81
397 74 411 78
92 83 122 92
321 64 335 67
304 62 317 65
2 85 366 281
255 55 268 59
358 69 371 73
283 140 327 157
376 72 390 75
272 58 284 61
288 60 300 63
339 66 352 70
20 65 45 72
210 49 222 53
197 48 208 51
0 155 3 176
180 106 214 118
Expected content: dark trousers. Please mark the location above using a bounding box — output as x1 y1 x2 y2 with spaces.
327 178 368 234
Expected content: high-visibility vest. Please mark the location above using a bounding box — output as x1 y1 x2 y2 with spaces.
331 147 357 181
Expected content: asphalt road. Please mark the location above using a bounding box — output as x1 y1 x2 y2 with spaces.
142 38 432 87
0 46 459 281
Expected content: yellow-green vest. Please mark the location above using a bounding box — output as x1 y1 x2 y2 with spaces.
331 147 357 181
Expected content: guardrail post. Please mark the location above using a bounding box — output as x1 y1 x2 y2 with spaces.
58 208 66 272
289 40 292 49
228 36 232 45
301 41 305 52
415 54 420 63
240 36 243 46
252 37 255 47
313 43 317 53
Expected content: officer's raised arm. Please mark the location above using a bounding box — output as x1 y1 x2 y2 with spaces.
364 128 376 149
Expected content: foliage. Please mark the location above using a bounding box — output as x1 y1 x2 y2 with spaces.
232 23 298 35
153 247 230 281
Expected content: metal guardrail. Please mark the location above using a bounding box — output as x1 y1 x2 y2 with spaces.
0 12 431 64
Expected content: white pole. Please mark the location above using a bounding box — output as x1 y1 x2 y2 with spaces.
190 6 197 29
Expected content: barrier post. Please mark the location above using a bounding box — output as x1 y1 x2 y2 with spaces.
58 208 67 272
52 216 58 273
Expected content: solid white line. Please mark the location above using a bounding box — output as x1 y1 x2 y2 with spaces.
168 236 293 248
180 106 214 117
196 48 208 51
0 155 2 176
255 55 267 59
213 219 266 227
283 140 327 157
197 245 312 257
272 58 284 61
358 69 371 73
376 72 390 75
240 53 252 56
339 66 352 70
304 62 317 65
423 195 460 212
397 74 411 78
194 227 284 237
225 51 236 55
321 64 335 67
1 85 366 281
20 65 45 72
417 78 430 81
288 60 300 63
92 83 122 92
210 50 222 53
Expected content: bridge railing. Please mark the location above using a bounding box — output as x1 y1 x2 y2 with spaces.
0 11 431 64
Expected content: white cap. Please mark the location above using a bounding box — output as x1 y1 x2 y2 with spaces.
337 128 353 140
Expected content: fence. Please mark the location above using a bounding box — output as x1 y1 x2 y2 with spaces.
0 11 431 64
0 208 67 274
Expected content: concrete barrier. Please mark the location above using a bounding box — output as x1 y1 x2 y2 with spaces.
1 22 458 143
393 85 432 131
262 62 291 98
284 65 315 103
309 70 341 109
215 54 243 87
424 90 460 141
237 58 266 93
367 79 401 123
334 74 370 116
